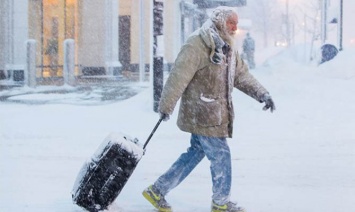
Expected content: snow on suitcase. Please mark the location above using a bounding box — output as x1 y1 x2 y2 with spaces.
71 118 162 211
71 133 144 212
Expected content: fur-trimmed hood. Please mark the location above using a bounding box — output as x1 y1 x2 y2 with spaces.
199 19 227 64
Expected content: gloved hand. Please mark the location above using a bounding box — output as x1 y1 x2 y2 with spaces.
259 93 276 112
160 113 170 121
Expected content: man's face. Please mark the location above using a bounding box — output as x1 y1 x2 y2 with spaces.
225 13 238 36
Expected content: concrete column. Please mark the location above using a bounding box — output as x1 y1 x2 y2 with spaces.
139 0 145 82
63 39 75 86
321 0 328 44
3 0 28 81
105 0 121 76
4 0 14 78
81 0 121 76
26 39 36 87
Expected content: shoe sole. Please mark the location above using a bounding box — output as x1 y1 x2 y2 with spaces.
142 191 172 212
211 205 246 212
212 209 245 212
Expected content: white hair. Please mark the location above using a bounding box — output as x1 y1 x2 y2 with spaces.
210 6 237 30
207 6 237 46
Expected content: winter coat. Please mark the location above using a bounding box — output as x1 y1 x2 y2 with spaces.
243 36 255 53
159 24 268 138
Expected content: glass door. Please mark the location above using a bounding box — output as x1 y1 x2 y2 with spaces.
42 0 64 78
29 0 78 79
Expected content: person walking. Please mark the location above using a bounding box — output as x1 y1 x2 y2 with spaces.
242 32 256 69
143 6 275 212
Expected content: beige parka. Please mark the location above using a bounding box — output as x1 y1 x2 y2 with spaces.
159 18 268 138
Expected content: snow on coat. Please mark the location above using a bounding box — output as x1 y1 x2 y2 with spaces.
159 17 268 138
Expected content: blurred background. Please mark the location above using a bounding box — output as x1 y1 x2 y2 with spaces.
0 0 353 87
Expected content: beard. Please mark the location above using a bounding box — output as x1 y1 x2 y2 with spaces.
218 27 236 50
211 19 237 50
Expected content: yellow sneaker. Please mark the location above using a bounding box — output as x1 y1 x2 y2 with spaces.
211 201 245 212
142 185 172 212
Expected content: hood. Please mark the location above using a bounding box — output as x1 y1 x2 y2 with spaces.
199 20 226 64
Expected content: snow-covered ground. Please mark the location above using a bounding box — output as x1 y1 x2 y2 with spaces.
1 46 355 212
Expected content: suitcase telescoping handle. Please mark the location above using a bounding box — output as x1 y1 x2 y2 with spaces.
143 117 163 150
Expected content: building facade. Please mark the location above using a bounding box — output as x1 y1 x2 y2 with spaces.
0 0 247 85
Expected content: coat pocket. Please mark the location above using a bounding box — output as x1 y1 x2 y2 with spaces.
195 99 222 127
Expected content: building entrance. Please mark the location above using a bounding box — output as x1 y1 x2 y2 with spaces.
29 0 78 79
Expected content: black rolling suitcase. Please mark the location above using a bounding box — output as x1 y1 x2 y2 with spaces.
71 119 162 212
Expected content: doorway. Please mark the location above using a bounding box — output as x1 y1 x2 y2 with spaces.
29 0 78 79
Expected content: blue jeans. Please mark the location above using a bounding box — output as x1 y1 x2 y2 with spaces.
153 134 232 205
